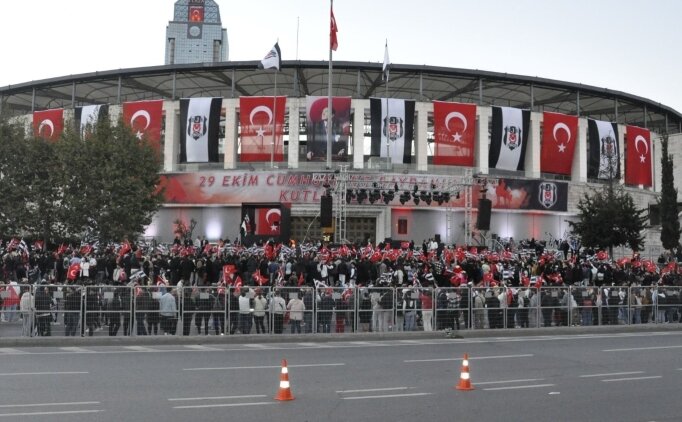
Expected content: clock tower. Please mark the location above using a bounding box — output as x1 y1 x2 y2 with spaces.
165 0 229 65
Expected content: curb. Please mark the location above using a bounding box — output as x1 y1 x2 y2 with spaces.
2 324 681 348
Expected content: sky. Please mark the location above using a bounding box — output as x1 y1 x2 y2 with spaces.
1 0 681 112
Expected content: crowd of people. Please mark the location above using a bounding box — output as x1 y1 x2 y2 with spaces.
1 235 682 337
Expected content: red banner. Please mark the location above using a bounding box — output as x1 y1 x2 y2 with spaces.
122 100 164 155
239 96 286 162
541 112 578 175
33 108 64 142
625 125 652 187
433 101 476 166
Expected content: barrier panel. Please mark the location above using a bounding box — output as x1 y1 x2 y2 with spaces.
4 283 681 339
434 287 468 331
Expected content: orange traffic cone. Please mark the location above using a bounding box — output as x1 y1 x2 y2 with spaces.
455 353 474 391
275 359 295 401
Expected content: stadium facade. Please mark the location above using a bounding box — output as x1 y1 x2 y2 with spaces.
2 54 681 253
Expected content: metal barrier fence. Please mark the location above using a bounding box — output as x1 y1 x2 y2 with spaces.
2 283 681 337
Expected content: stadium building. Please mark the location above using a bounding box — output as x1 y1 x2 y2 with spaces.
1 2 681 255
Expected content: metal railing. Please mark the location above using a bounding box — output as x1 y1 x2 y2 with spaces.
2 283 680 337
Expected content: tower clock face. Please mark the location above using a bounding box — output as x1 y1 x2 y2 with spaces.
188 25 201 37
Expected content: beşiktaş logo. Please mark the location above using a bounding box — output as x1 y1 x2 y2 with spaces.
538 182 558 209
188 115 208 140
383 115 404 142
503 125 522 150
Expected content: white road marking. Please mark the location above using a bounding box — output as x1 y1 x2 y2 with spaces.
342 393 432 400
405 354 533 363
298 342 330 347
336 387 411 394
244 344 274 349
0 372 88 377
173 402 276 409
184 345 221 351
183 363 345 371
579 371 644 378
0 401 100 408
0 348 23 354
169 395 267 401
483 384 555 391
601 376 662 382
0 410 104 417
476 378 544 385
124 346 157 352
60 347 94 353
603 345 682 352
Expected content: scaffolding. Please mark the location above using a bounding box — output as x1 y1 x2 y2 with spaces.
312 169 479 245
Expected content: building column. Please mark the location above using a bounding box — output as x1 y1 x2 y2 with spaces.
476 107 491 174
572 118 587 183
415 102 430 172
526 111 542 179
288 97 301 169
163 100 179 172
223 98 237 170
353 99 368 170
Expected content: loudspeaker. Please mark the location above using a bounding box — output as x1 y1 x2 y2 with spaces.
476 198 492 231
434 234 441 243
320 195 333 227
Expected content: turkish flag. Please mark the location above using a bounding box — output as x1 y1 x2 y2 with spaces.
122 100 163 155
330 5 338 51
625 125 652 187
433 101 476 166
33 108 64 142
541 112 578 175
239 96 286 162
67 263 81 281
223 264 237 284
255 207 281 236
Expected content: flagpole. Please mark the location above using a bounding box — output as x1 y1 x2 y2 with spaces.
384 39 390 170
271 69 278 168
326 0 334 169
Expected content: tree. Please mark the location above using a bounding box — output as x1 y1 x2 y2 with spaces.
0 114 164 244
0 119 27 235
570 183 648 255
57 117 165 243
659 134 680 251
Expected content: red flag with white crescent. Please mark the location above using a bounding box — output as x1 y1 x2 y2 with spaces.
625 125 652 187
433 101 476 166
33 109 64 142
256 207 282 236
67 263 81 281
239 96 286 162
541 112 578 175
122 100 163 155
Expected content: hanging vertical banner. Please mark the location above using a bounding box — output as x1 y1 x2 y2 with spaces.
625 125 652 187
75 104 108 138
370 98 415 164
540 112 578 175
305 96 351 162
179 97 222 163
489 106 530 171
239 96 286 162
433 101 476 166
122 100 163 154
33 108 64 142
587 119 620 180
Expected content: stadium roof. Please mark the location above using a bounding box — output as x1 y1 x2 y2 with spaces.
1 60 679 134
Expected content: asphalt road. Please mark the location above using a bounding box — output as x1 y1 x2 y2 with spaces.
1 331 681 421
